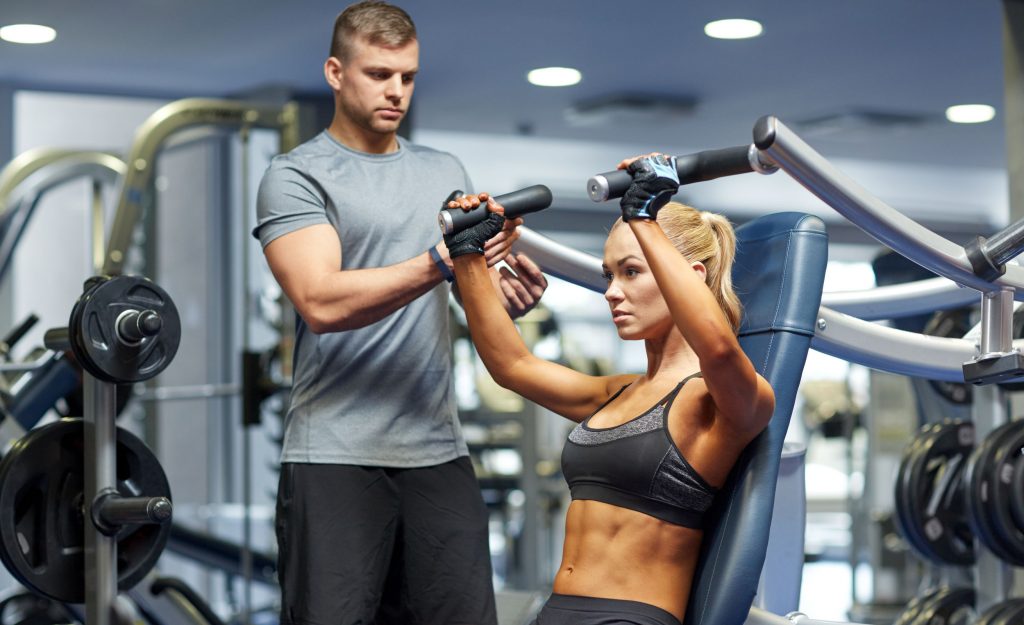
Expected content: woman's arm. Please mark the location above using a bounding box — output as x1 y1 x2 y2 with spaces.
449 197 630 422
620 157 774 434
630 220 772 432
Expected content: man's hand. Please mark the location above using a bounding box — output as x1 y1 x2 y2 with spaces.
483 216 522 267
491 253 548 319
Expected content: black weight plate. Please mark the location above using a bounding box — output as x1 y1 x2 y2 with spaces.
963 422 1015 563
995 599 1024 625
897 425 951 560
991 599 1024 625
965 420 1024 565
1010 453 1024 531
976 599 1024 625
69 276 180 384
0 419 172 602
982 421 1024 564
894 587 945 625
974 601 1009 625
894 421 975 565
911 587 974 625
895 425 944 559
908 587 952 625
895 428 931 558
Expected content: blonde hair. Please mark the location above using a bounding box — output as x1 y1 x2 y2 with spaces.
613 202 742 333
330 1 417 61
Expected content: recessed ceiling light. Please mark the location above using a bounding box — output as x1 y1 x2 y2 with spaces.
945 104 996 124
527 67 582 88
704 19 763 40
0 24 56 44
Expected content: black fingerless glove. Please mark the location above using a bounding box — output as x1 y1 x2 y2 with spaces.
620 155 680 221
443 211 506 258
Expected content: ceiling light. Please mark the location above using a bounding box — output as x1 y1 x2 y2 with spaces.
0 24 56 44
527 67 581 88
704 19 763 40
945 104 996 124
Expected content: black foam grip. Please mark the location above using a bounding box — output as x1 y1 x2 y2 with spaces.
2 313 39 350
442 184 552 233
593 146 754 201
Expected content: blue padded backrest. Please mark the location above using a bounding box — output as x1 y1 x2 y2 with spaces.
684 212 827 625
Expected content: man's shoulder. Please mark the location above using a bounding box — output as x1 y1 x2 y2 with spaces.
272 132 336 168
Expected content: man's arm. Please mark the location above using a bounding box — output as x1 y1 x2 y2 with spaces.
263 224 448 333
263 222 521 333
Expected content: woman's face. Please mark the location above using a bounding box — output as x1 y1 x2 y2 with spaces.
602 224 674 340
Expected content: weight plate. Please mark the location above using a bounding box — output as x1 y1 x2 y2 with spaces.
68 276 180 384
975 599 1024 625
981 421 1024 564
0 419 172 602
894 421 975 565
1010 453 1024 532
894 587 945 625
910 586 973 625
991 599 1024 625
965 420 1024 566
895 424 945 558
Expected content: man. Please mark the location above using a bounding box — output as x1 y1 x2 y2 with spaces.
253 2 548 624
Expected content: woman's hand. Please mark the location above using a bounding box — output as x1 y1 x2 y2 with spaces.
617 154 679 221
442 193 523 265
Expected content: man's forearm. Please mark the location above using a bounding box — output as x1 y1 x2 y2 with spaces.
304 251 446 332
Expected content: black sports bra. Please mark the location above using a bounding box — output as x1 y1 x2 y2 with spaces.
560 372 717 529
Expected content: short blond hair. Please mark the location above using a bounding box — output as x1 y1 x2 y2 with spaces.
330 1 416 61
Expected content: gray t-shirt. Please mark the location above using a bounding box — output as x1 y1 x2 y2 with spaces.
254 131 472 467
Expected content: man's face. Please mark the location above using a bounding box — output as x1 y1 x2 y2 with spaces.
333 36 419 136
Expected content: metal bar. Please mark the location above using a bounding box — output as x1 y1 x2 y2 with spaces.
103 99 300 275
135 383 241 402
980 289 1015 356
755 116 1024 295
84 375 118 625
811 307 986 381
744 606 872 625
0 151 124 284
972 384 1012 611
820 277 977 320
91 179 105 274
0 148 124 214
985 216 1024 266
239 125 254 625
0 352 54 375
517 226 988 380
514 227 605 291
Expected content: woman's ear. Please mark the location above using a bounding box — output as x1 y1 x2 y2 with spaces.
692 261 707 283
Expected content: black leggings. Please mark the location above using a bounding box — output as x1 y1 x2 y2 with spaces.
529 594 682 625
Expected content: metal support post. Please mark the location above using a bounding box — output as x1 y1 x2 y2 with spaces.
84 374 119 625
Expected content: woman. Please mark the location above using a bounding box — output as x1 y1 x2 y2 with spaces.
444 155 776 625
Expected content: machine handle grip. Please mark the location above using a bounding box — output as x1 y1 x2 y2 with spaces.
438 184 553 234
587 145 769 202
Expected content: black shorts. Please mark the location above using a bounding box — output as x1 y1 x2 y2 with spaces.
529 594 682 625
275 457 497 625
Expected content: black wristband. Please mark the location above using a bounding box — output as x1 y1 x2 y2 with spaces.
429 246 455 283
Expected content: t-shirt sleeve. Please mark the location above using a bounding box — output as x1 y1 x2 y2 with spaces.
252 161 330 248
456 158 474 195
